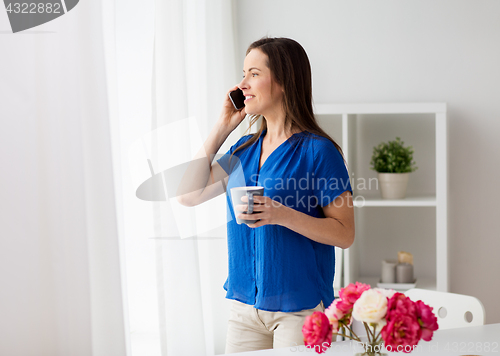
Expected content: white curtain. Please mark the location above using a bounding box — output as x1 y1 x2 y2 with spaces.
147 0 244 355
0 1 127 356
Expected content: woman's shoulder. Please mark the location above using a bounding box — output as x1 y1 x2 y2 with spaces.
226 133 260 158
297 131 344 162
232 133 254 148
299 131 338 150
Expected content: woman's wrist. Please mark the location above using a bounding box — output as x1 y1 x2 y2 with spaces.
275 202 295 227
210 121 233 146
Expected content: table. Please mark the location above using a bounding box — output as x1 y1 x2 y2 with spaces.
226 324 500 355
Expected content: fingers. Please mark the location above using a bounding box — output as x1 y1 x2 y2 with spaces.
246 221 263 228
227 84 239 94
225 85 241 102
240 195 267 203
238 212 264 219
234 204 254 213
237 214 266 228
235 196 275 228
243 216 265 228
224 85 240 104
236 202 265 212
235 204 265 214
240 195 278 208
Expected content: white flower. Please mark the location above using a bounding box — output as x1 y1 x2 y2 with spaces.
352 289 388 324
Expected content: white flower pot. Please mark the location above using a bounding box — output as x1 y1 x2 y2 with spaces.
378 173 410 199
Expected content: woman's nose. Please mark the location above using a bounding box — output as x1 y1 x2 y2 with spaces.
238 76 248 90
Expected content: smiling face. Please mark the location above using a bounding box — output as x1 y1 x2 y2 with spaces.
238 48 284 117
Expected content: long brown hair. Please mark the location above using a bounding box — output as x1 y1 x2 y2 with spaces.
231 37 344 159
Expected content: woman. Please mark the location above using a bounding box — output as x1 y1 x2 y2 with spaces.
177 37 354 353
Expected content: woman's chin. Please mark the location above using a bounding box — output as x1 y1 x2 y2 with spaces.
244 108 257 115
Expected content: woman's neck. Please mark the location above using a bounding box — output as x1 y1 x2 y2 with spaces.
263 110 300 144
265 122 302 143
265 121 286 141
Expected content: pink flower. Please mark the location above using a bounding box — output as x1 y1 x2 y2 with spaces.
325 299 355 331
302 311 333 354
339 282 371 305
382 293 423 352
324 302 341 332
386 292 418 319
323 312 339 333
381 313 422 353
415 300 439 341
335 298 353 314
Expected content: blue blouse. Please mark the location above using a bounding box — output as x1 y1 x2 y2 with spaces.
217 129 352 312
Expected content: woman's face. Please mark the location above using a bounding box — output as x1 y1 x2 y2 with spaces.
238 48 284 117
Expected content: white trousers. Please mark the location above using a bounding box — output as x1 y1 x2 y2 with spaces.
225 299 325 354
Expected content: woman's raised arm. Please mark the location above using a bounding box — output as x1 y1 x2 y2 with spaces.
176 86 246 207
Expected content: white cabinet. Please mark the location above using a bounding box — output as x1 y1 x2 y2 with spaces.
315 103 448 294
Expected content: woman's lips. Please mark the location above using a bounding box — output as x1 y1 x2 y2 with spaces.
244 95 255 102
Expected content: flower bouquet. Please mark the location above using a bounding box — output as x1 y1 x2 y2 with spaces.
302 282 439 355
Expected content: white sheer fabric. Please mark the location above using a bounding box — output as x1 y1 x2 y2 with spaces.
0 1 127 355
150 0 241 355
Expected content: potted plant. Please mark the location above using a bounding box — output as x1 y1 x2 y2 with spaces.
370 137 417 199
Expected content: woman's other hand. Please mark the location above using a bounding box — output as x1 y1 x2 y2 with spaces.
235 191 355 248
235 195 288 228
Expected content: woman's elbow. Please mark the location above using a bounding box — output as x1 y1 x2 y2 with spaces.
177 194 195 207
340 226 355 249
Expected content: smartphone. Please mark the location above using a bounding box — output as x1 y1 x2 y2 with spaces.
229 88 245 110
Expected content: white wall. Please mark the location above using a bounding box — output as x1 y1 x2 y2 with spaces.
234 0 500 324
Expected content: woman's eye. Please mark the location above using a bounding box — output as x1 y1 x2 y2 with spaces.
252 73 258 77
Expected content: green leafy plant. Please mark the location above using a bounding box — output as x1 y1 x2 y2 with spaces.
370 137 417 173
